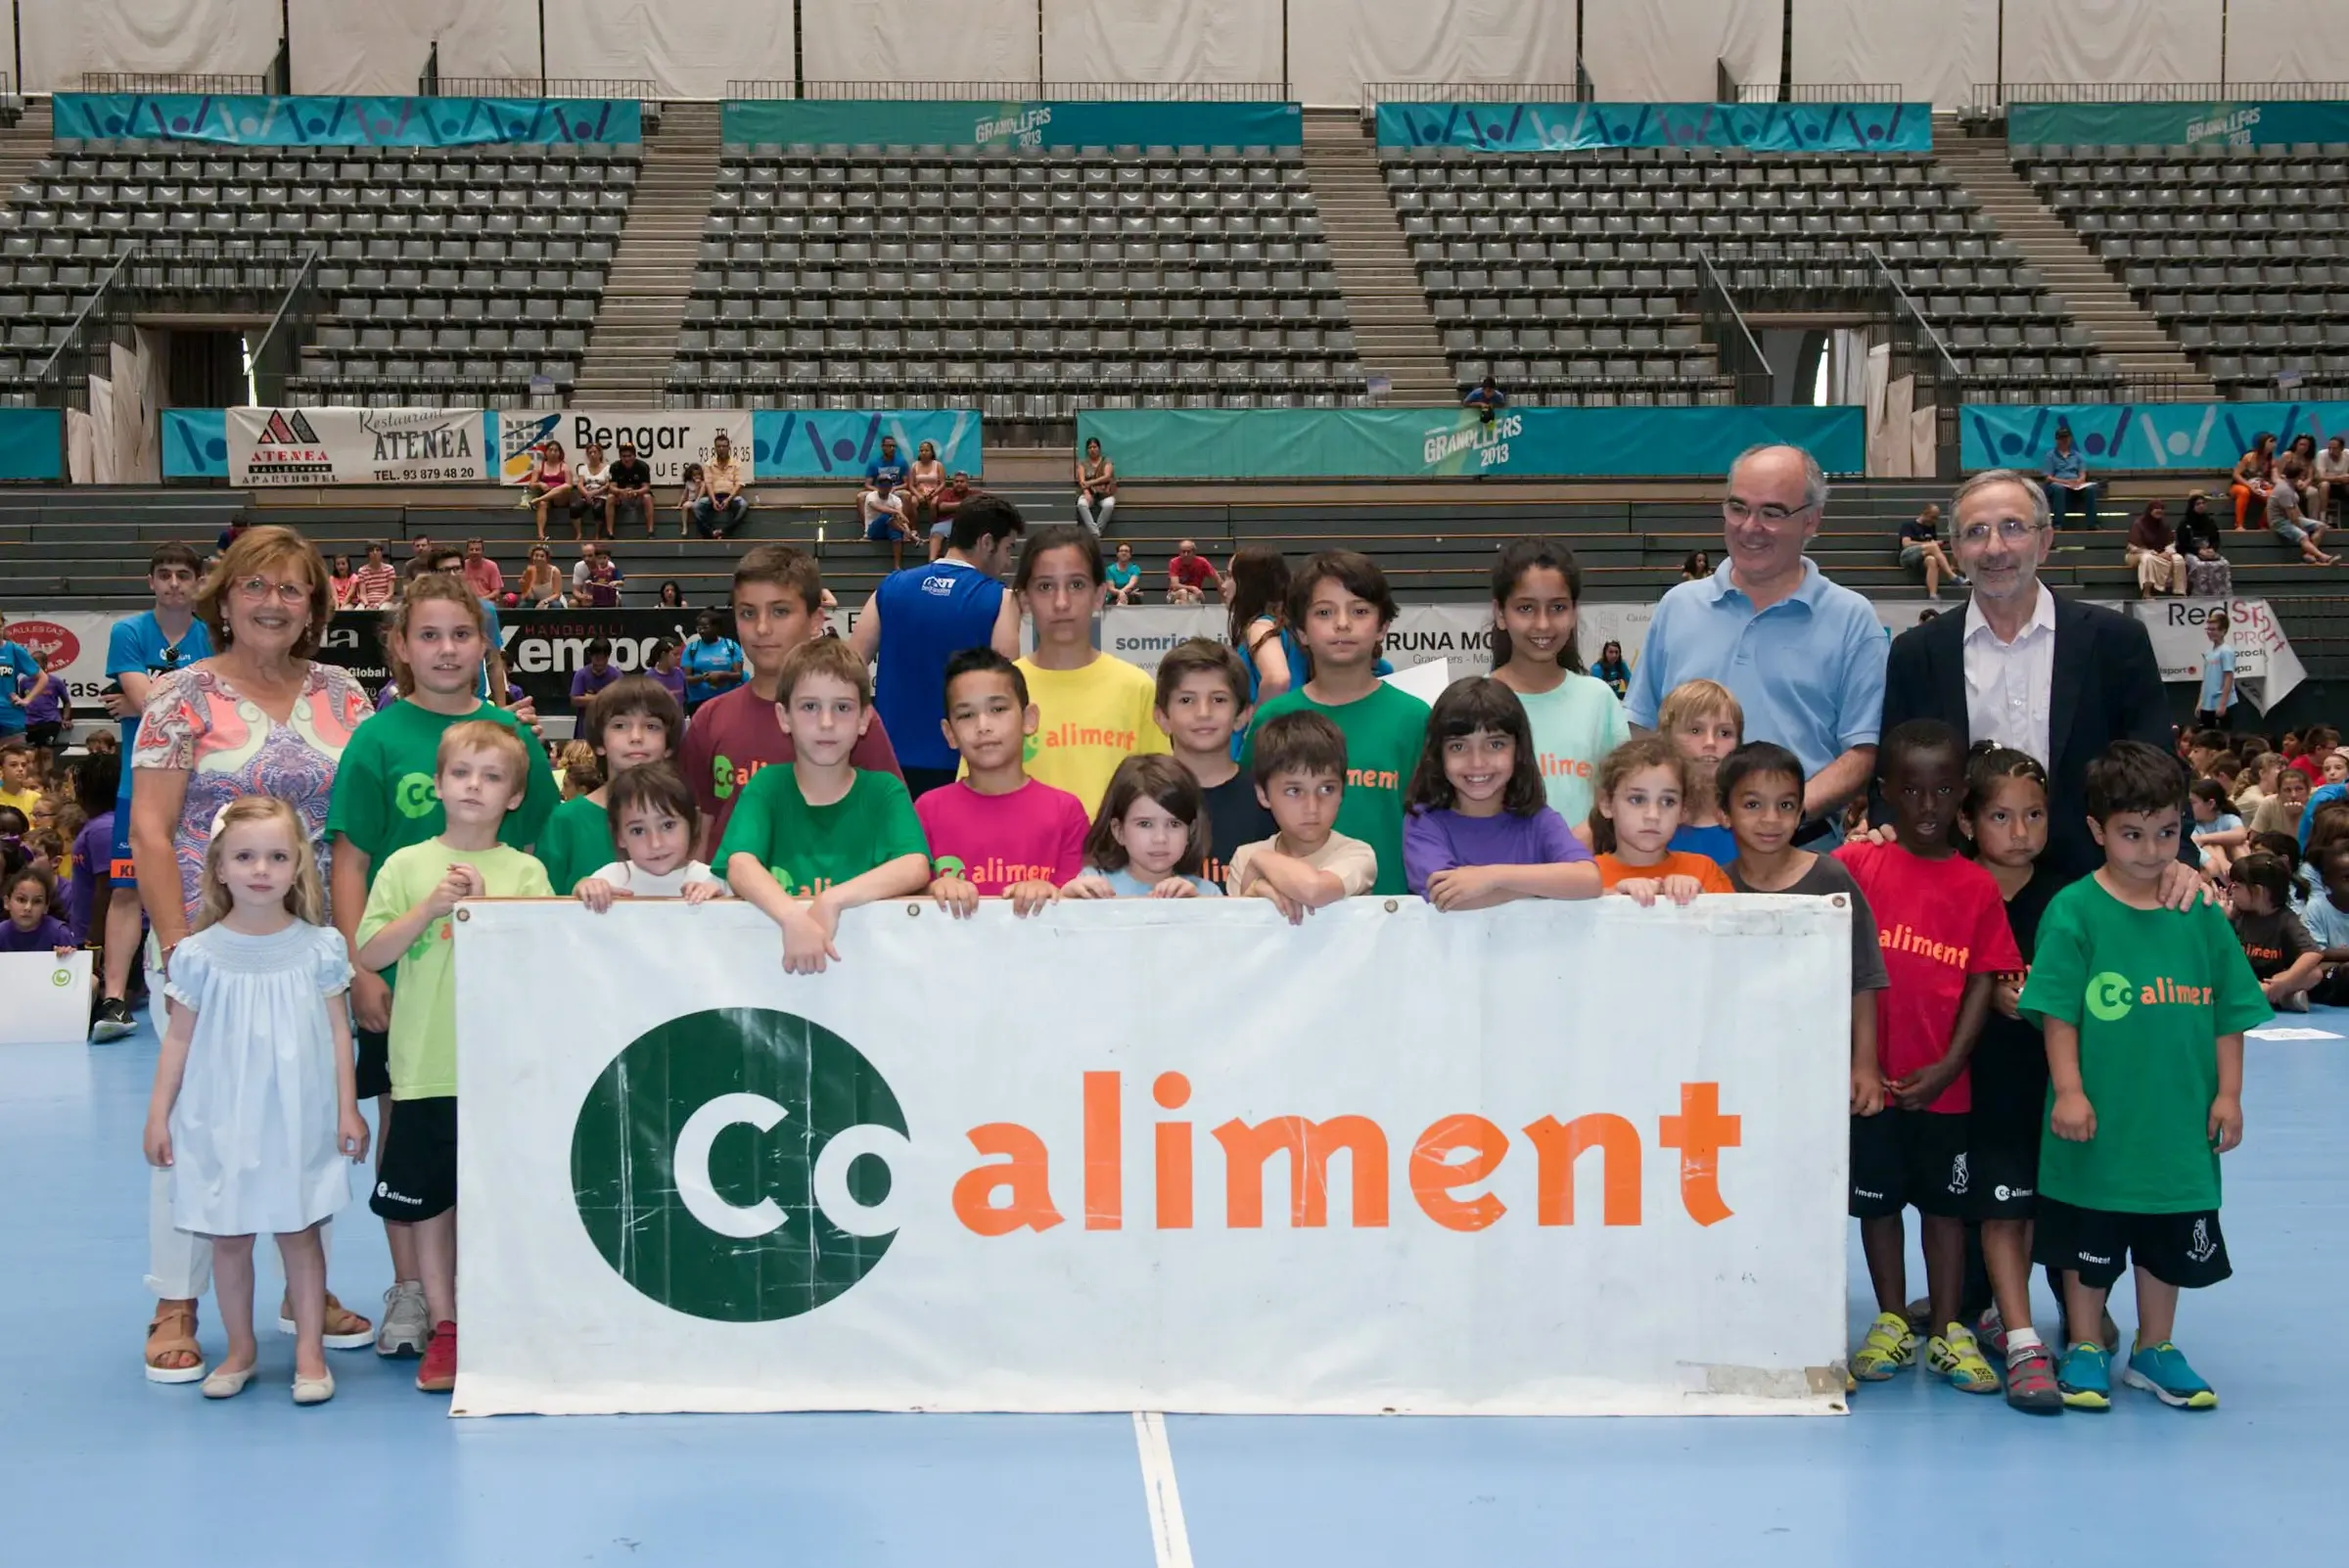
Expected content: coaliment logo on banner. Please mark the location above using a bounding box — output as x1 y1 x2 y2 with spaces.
227 406 496 486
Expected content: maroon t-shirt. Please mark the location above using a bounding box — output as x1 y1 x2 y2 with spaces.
679 681 903 848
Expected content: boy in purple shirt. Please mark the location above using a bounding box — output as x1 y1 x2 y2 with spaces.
570 638 622 711
1400 677 1603 907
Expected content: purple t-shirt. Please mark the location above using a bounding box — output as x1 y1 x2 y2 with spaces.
1402 805 1592 898
571 664 622 704
69 809 112 938
0 914 74 952
652 667 689 709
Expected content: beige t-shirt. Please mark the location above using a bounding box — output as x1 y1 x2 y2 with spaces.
1228 830 1378 899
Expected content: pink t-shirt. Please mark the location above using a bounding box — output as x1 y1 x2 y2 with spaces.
914 778 1088 894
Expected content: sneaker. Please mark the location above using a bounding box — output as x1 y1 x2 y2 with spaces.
90 997 135 1042
2003 1343 2064 1414
416 1320 458 1393
1928 1323 2001 1394
1976 1305 2008 1360
2123 1341 2218 1409
377 1281 429 1358
1852 1311 1918 1381
2058 1342 2112 1410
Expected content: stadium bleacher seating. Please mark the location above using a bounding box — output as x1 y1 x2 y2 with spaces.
668 141 1367 416
2017 141 2349 400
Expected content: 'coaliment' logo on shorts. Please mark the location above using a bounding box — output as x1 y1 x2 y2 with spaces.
570 1007 908 1322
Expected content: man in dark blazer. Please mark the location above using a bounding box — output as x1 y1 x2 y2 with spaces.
1879 469 2194 892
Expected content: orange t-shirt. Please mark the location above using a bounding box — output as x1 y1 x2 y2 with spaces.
1595 851 1735 893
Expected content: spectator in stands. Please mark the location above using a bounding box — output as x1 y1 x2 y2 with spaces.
929 470 974 561
2231 433 2277 530
2178 491 2232 597
518 544 565 609
2317 436 2349 526
1462 375 1506 424
1077 438 1118 535
524 439 578 542
575 441 617 540
1680 551 1710 582
570 638 621 713
1591 640 1632 700
658 580 687 609
677 462 706 537
461 538 504 605
213 510 251 556
860 439 917 571
1226 546 1295 715
1626 443 1884 836
350 543 397 609
2125 500 2188 597
1898 503 1960 601
2040 420 2098 530
328 554 356 608
1107 541 1144 607
693 433 749 538
572 541 600 598
587 548 626 608
608 438 655 537
906 440 947 535
2269 453 2339 566
1168 539 1222 605
407 537 437 577
680 608 744 715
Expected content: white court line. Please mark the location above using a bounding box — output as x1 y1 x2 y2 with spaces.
1132 1410 1195 1568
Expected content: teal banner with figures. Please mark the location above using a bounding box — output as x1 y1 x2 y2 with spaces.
2007 100 2349 148
752 408 984 479
721 99 1299 149
55 94 641 146
1375 101 1931 154
1961 401 2349 472
1078 406 1864 480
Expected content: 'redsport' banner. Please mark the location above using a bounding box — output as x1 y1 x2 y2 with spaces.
227 406 498 486
454 898 1850 1416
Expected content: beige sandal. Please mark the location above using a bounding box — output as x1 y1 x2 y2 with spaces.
145 1300 206 1385
276 1290 376 1351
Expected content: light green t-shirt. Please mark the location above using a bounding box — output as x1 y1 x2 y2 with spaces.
356 839 552 1099
2020 876 2269 1213
1242 681 1431 897
536 791 616 897
714 765 928 898
1509 670 1629 836
325 698 560 868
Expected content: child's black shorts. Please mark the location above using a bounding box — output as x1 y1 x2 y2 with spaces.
354 1025 392 1102
2033 1197 2231 1291
1965 1029 2050 1221
369 1095 457 1222
1849 1108 1969 1219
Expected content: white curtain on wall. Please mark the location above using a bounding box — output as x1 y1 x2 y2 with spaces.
543 1 797 97
1289 0 1579 111
803 0 1040 85
2223 0 2349 85
1789 0 2000 109
1042 0 1284 86
1582 0 1782 103
292 0 535 94
2000 0 2222 89
22 0 283 92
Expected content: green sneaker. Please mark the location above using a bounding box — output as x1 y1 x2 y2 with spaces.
1852 1311 1918 1382
2124 1341 2218 1409
2059 1342 2112 1410
1928 1323 2001 1393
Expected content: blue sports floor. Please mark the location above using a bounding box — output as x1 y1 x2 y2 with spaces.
4 1013 2343 1567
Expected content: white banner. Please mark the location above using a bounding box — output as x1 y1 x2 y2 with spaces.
2127 596 2305 712
0 951 93 1045
0 610 117 711
496 409 754 487
455 898 1850 1417
227 407 497 487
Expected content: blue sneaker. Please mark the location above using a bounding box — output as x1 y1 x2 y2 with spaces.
2058 1342 2111 1410
2124 1341 2218 1409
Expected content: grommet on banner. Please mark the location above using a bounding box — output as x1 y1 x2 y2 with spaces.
1384 899 1399 913
905 902 920 916
1829 896 1846 908
455 907 471 922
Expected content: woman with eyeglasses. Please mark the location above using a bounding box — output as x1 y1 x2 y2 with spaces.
127 526 379 1384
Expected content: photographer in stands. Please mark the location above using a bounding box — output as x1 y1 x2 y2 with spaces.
609 438 655 537
1463 375 1506 424
691 432 750 538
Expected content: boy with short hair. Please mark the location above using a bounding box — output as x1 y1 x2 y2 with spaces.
1155 637 1272 890
717 638 932 973
1229 710 1377 922
918 647 1087 915
2022 739 2265 1411
680 544 900 858
1240 552 1427 895
1656 678 1743 866
355 719 553 1394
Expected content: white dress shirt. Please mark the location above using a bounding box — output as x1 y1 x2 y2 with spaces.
1961 583 2056 768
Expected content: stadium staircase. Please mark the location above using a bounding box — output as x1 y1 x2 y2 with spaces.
0 98 52 197
1934 120 2217 397
1301 108 1454 402
575 100 722 404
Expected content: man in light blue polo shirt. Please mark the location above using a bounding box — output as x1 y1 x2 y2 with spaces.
1626 442 1886 839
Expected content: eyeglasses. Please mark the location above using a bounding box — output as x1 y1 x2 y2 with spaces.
233 576 310 605
1722 498 1816 524
1956 519 2044 546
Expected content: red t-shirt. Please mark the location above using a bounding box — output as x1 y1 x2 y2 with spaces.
679 681 903 849
913 778 1088 894
1170 553 1217 589
2292 755 2326 786
1832 839 2020 1114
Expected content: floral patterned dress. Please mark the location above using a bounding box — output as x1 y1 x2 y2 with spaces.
131 661 374 924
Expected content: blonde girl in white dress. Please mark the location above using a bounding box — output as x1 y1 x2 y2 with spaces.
142 798 368 1405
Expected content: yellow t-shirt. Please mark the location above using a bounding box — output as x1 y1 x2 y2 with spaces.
0 785 36 819
1012 654 1170 816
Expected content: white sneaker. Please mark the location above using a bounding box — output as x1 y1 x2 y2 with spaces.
377 1281 429 1358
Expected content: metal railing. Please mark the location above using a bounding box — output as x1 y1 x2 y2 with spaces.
438 76 661 101
1971 80 2349 116
1865 243 1965 476
741 80 1287 102
1733 82 1905 104
1360 76 1593 121
30 246 139 415
1695 249 1773 404
246 246 323 407
79 72 270 94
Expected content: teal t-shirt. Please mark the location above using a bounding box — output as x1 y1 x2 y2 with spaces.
714 765 928 898
2019 876 2269 1213
1241 681 1430 897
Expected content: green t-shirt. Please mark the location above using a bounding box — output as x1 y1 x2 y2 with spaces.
536 791 616 897
325 698 560 870
1241 680 1431 896
2019 876 2269 1213
714 765 928 897
356 839 552 1099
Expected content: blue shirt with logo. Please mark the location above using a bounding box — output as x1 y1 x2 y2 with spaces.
105 612 214 758
0 641 38 734
873 559 1005 771
679 634 746 705
866 454 908 492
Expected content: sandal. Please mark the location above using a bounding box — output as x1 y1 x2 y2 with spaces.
145 1300 207 1384
277 1291 375 1351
